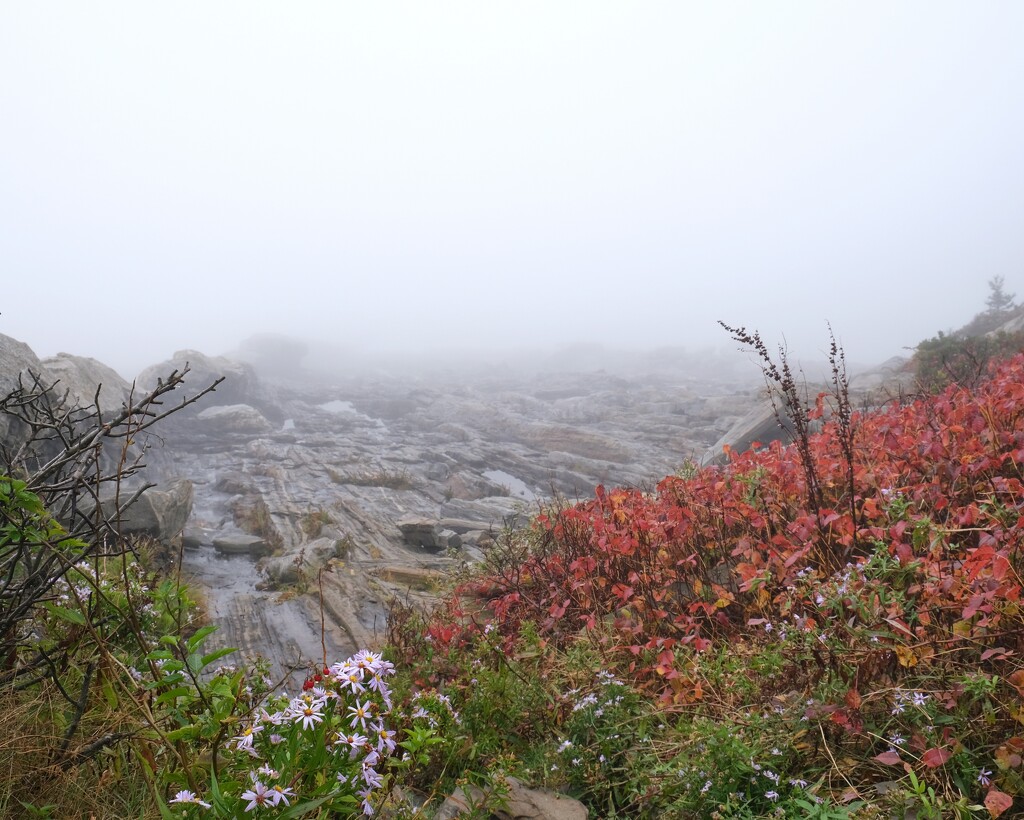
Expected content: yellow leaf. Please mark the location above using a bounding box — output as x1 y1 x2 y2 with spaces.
894 645 918 668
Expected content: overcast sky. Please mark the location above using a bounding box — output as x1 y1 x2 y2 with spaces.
2 3 1022 377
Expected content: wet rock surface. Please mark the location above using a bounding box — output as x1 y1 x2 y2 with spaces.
145 360 758 676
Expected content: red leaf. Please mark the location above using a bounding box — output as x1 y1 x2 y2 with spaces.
548 599 569 618
611 583 634 604
921 746 952 768
874 750 902 765
984 789 1013 818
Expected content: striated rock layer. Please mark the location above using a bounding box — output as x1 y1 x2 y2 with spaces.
140 358 756 679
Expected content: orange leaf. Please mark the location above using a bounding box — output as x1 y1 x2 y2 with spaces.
884 618 915 638
984 789 1013 818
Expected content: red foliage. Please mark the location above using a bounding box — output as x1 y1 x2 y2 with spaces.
422 354 1024 705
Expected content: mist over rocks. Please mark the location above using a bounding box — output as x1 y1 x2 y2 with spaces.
138 348 285 424
700 356 916 467
8 325 949 683
132 339 765 673
1 329 770 679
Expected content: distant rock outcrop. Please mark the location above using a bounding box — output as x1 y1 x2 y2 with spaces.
701 357 916 467
990 307 1024 335
701 400 795 467
232 333 308 379
138 349 283 424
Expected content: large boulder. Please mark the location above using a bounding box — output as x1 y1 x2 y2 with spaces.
701 401 794 467
40 353 131 416
397 517 461 552
0 334 49 458
97 478 194 545
436 776 587 820
196 404 273 435
261 537 343 586
212 534 270 556
848 355 914 393
701 358 917 466
0 333 46 397
137 349 283 423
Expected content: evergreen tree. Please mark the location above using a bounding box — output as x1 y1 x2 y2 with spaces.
986 275 1017 313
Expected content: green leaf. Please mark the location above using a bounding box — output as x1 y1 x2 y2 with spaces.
101 679 119 709
153 793 177 820
154 686 193 706
186 625 218 653
280 794 351 818
208 769 236 812
45 603 85 625
201 646 238 667
165 724 200 742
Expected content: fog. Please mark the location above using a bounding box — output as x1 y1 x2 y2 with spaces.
2 3 1022 379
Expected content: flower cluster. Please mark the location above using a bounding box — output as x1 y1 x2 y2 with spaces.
170 650 399 816
409 689 462 727
890 688 929 716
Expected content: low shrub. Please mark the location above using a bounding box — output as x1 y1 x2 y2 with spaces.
392 352 1024 816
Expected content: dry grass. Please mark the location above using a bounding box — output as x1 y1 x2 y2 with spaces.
327 465 415 490
0 685 154 819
